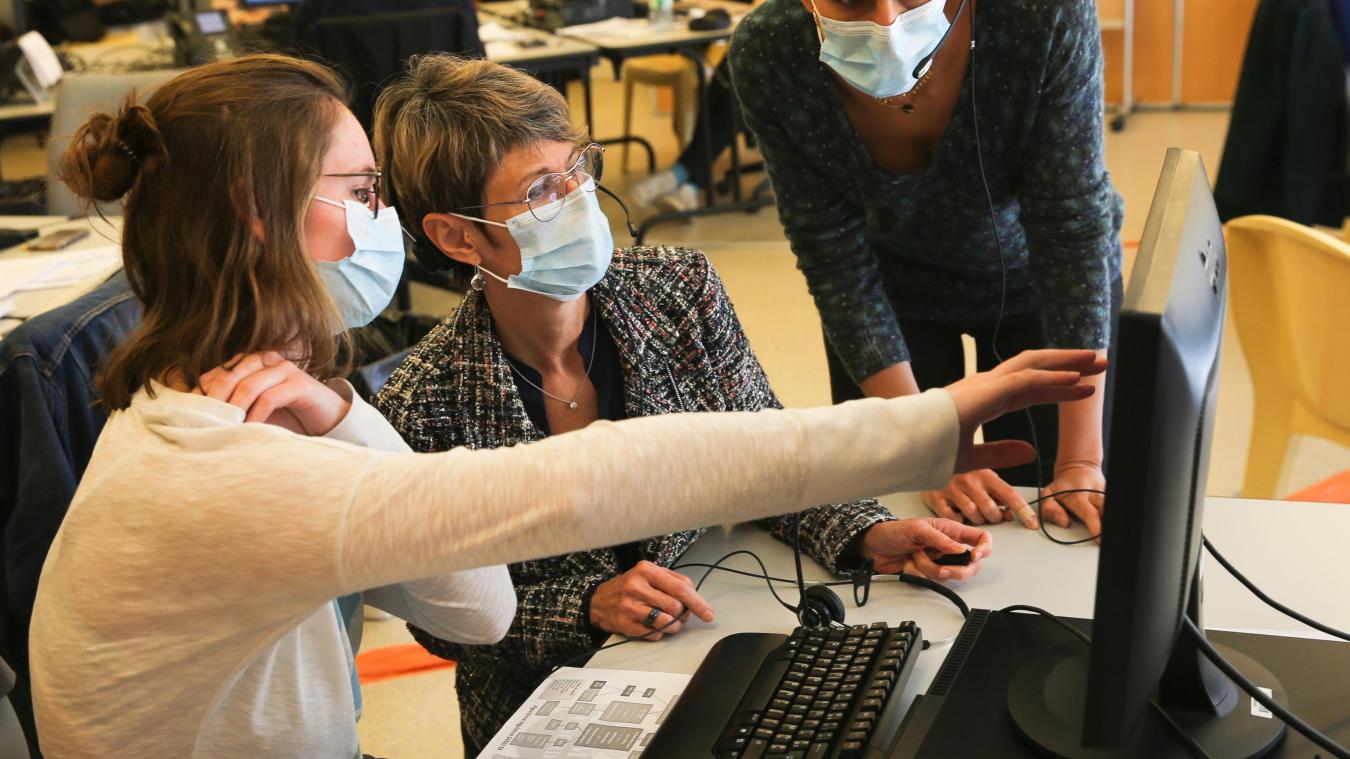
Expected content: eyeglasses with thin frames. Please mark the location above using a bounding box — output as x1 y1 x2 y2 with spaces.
456 144 605 224
317 170 382 219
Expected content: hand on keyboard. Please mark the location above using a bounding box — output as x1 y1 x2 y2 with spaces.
858 518 991 580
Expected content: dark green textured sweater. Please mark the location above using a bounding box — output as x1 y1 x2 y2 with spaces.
729 0 1124 383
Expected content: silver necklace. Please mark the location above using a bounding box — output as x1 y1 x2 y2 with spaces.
503 307 599 410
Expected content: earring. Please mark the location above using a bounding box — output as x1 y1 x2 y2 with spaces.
470 269 485 291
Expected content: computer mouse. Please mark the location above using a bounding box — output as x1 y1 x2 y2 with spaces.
689 8 730 30
934 549 973 567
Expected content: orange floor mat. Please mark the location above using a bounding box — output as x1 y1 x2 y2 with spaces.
356 643 455 684
1286 469 1350 504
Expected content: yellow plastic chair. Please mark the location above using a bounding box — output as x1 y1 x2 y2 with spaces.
1225 215 1350 498
621 54 697 170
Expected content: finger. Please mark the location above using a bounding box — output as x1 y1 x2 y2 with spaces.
1038 493 1072 529
649 568 714 622
988 476 1038 529
932 520 992 559
907 549 949 581
633 585 691 629
226 365 291 416
922 492 963 522
972 530 994 560
1060 493 1103 538
201 353 269 402
625 600 680 637
947 490 985 525
246 382 305 425
915 521 968 556
963 481 1004 525
1004 349 1104 375
962 440 1036 472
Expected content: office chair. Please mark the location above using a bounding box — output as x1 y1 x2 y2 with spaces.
300 6 483 131
45 70 182 216
1226 215 1350 498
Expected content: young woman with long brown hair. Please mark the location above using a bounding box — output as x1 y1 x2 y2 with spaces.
29 53 1102 756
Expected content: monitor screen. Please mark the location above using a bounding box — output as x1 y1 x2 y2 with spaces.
195 10 228 34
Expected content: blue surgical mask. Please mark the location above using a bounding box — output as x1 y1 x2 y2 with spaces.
313 197 407 328
453 179 614 302
810 0 951 99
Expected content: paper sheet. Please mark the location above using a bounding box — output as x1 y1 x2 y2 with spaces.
555 18 656 39
479 21 533 43
0 246 121 298
17 31 63 89
481 667 690 758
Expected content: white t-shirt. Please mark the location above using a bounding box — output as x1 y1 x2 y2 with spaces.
31 382 958 757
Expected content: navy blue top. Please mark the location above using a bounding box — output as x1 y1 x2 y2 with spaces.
503 309 626 436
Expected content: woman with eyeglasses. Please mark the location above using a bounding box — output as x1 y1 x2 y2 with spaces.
367 54 1033 755
30 53 1102 756
728 0 1123 537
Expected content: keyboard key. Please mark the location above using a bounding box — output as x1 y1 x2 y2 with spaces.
771 699 791 710
789 704 808 715
761 718 781 730
840 740 865 757
807 743 831 758
754 728 775 740
743 738 769 759
769 742 789 752
847 731 868 742
766 708 786 720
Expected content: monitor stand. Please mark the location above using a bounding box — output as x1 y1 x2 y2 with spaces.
1006 582 1287 758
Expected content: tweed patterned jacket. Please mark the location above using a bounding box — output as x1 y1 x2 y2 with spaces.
373 246 896 752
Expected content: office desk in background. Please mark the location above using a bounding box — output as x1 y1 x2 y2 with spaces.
0 215 123 337
589 491 1350 745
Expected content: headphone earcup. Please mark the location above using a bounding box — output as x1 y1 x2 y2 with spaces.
799 585 846 629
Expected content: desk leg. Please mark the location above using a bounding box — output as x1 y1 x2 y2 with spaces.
681 48 716 209
582 62 595 132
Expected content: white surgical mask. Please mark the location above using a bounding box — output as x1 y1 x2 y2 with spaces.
313 197 407 328
453 179 614 302
810 0 951 99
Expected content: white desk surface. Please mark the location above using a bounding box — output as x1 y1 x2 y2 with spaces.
588 491 1350 713
483 0 743 51
484 23 600 65
0 215 123 326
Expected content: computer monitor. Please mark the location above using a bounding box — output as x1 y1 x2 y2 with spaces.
1006 148 1288 757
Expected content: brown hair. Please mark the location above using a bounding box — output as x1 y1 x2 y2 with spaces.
372 54 585 289
61 54 352 410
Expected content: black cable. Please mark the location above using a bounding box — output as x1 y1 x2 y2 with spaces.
682 550 799 614
671 557 972 620
596 183 639 239
1182 617 1350 759
1203 535 1350 643
1028 488 1106 545
792 512 808 624
1000 605 1212 759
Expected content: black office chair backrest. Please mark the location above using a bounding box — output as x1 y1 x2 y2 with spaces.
302 6 484 130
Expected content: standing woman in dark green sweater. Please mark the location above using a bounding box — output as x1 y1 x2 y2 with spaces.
729 0 1123 536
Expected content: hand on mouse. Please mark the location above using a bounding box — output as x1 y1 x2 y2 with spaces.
858 518 992 582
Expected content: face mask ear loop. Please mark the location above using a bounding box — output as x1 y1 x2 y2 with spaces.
596 183 639 239
807 0 826 44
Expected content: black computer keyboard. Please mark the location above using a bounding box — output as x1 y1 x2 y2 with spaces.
645 621 922 758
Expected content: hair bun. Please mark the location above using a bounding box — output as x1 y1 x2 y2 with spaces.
59 101 165 204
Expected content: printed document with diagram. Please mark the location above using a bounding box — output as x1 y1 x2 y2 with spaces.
481 667 690 758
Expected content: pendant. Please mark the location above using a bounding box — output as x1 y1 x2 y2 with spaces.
568 401 578 409
901 103 915 114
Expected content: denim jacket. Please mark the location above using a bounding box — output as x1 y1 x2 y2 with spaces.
0 273 138 755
